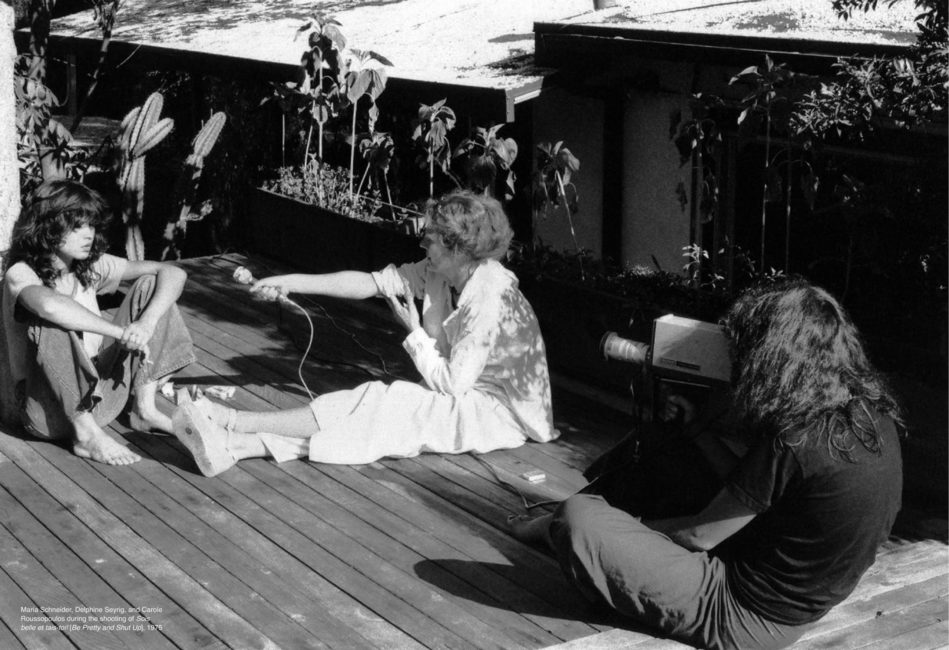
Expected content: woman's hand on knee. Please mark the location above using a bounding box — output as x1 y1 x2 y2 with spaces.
121 321 154 351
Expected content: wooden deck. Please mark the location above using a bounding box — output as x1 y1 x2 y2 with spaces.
1 252 946 650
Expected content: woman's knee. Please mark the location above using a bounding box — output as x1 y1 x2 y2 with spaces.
555 494 617 534
130 274 157 296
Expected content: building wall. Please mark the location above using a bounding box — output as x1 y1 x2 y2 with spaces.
531 68 702 273
622 89 693 273
531 86 604 259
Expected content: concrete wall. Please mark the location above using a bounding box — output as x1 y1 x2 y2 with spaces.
531 66 700 273
622 90 693 273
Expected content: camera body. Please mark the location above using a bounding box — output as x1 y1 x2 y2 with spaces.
649 314 732 386
602 314 732 388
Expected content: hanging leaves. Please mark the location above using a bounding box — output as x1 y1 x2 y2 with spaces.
453 123 519 199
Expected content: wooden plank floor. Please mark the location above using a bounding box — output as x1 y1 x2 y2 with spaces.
1 252 945 650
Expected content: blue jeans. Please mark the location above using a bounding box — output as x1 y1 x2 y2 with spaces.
17 275 195 440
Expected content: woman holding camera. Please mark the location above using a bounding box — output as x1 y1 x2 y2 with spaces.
511 279 903 650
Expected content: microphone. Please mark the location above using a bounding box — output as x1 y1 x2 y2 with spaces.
233 266 292 305
233 266 315 400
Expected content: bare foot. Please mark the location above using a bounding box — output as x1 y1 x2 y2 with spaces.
508 512 554 548
74 433 141 466
130 380 174 434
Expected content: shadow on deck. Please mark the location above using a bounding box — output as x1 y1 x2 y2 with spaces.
0 253 945 650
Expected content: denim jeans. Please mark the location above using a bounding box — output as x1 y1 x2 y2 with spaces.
18 275 195 440
550 428 807 650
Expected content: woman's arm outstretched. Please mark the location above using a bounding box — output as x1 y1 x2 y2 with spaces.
251 271 381 302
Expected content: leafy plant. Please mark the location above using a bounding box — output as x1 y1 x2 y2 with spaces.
15 0 121 187
507 242 731 325
412 99 457 198
263 80 305 168
793 0 946 139
532 141 583 278
681 244 725 290
357 131 396 212
343 48 392 201
14 53 76 185
730 55 797 271
670 93 724 225
161 111 227 260
452 123 518 199
292 14 348 166
264 160 383 222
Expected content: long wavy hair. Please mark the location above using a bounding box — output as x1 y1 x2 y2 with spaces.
721 277 902 460
6 180 111 288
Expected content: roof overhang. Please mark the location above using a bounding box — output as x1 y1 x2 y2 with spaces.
534 22 912 75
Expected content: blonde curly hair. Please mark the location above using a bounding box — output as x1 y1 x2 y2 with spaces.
424 191 513 261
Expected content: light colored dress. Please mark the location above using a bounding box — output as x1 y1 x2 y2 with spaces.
264 258 558 465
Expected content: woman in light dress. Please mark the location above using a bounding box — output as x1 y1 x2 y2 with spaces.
172 191 558 475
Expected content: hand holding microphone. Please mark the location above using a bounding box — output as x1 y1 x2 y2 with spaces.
233 266 315 399
233 266 292 305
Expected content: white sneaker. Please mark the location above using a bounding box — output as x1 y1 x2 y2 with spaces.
172 402 237 477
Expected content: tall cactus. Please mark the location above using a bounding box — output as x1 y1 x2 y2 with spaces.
160 111 226 260
117 92 174 260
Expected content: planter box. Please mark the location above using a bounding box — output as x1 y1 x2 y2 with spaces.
517 273 648 396
248 188 423 273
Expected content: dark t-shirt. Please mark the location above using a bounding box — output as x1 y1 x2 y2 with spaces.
720 412 902 625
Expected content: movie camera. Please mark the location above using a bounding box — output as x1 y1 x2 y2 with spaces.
600 314 732 418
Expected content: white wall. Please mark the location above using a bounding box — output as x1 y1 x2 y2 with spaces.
531 86 604 258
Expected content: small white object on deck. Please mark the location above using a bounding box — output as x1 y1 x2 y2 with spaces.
521 469 547 483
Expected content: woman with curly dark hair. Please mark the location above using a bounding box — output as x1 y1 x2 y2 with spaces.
2 179 195 465
511 278 903 650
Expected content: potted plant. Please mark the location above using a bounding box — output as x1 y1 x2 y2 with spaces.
452 123 519 200
250 16 423 273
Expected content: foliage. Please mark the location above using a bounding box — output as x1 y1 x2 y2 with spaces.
343 47 392 200
14 53 78 188
290 14 348 164
411 98 457 198
730 55 800 271
357 131 396 211
161 111 227 260
15 0 120 187
669 93 724 224
452 123 519 200
507 243 732 324
792 0 947 139
264 161 385 223
531 140 583 276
